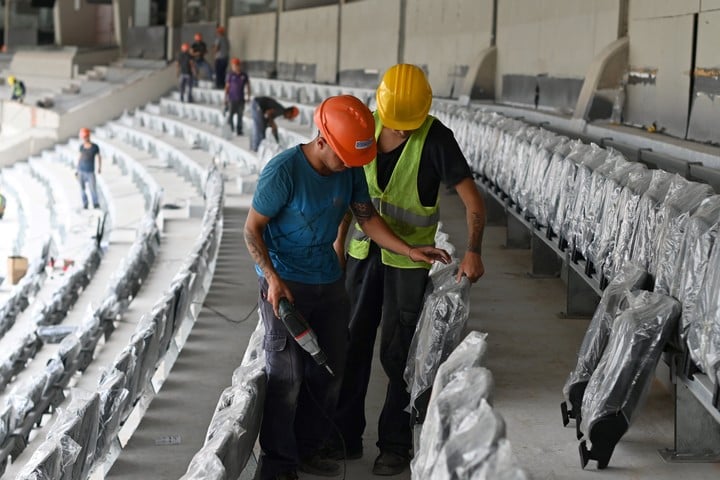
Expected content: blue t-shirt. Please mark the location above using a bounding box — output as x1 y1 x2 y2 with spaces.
252 145 371 284
78 143 100 172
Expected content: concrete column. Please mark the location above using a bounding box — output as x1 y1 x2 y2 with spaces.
166 0 182 61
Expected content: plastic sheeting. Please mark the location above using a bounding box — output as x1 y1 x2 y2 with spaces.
562 264 647 420
627 170 675 271
15 434 81 480
412 368 495 479
603 169 653 280
580 291 680 437
182 320 267 479
431 331 488 396
586 161 647 273
668 196 720 353
404 261 471 418
652 180 714 293
688 236 720 381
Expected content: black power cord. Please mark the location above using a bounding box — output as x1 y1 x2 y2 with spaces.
302 380 348 480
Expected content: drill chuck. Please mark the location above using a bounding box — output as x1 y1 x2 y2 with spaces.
278 298 335 375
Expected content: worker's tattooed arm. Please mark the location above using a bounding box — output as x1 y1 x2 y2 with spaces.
243 207 293 314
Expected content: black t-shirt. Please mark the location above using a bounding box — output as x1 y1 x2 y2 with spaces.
375 119 473 206
178 52 193 74
191 41 207 60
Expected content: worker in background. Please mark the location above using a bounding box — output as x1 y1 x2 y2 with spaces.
250 96 299 152
328 64 487 476
76 127 102 210
7 75 25 102
213 25 230 89
243 95 450 480
177 43 196 103
191 32 213 84
224 57 250 135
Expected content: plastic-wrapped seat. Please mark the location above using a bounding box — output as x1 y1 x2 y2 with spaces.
404 261 471 422
412 368 495 479
627 170 675 272
561 263 647 434
651 179 713 291
667 196 720 373
579 291 680 469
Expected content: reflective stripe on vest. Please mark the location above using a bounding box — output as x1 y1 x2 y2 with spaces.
347 113 438 269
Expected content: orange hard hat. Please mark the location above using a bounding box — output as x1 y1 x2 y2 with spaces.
79 127 90 139
216 26 225 34
231 57 241 66
194 33 202 41
285 106 299 120
314 95 376 167
181 43 190 52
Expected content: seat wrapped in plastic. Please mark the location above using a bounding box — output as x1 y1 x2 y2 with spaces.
586 161 647 275
95 369 129 461
15 435 81 480
627 170 675 271
47 389 101 480
561 263 647 431
578 291 680 469
404 261 471 420
425 398 506 480
534 140 575 230
687 237 720 382
412 367 495 479
431 331 488 396
521 134 569 219
563 144 611 253
603 169 653 280
652 180 714 292
668 196 720 358
179 430 229 480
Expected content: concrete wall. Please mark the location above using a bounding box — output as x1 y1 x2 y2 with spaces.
496 0 620 111
278 5 338 84
338 0 399 88
229 13 276 65
404 0 493 97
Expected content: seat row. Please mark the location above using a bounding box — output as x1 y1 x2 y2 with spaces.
429 103 720 464
7 116 225 478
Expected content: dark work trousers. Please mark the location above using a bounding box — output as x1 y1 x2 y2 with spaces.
215 57 228 88
228 99 245 134
250 100 267 152
257 277 350 480
179 73 193 103
333 243 429 458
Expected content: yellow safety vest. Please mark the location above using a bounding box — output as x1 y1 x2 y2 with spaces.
347 112 439 269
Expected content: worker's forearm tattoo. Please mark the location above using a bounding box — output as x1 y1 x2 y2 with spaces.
244 228 275 278
467 212 484 254
350 201 375 226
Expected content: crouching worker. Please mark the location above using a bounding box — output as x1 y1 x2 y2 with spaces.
243 95 450 480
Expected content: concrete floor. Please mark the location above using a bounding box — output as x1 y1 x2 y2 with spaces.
101 177 720 479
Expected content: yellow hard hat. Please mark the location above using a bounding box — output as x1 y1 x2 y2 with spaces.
376 64 432 131
6 75 15 86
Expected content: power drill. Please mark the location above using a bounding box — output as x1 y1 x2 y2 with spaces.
278 298 335 376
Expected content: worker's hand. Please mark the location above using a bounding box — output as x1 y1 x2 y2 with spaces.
266 278 294 318
409 246 451 265
456 250 485 283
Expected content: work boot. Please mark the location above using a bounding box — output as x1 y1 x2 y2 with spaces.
298 454 340 477
372 451 409 476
